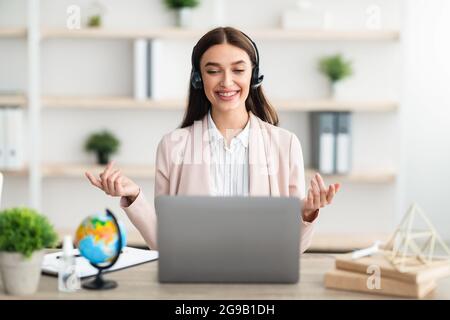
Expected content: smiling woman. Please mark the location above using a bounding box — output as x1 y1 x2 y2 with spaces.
85 27 340 253
182 27 276 130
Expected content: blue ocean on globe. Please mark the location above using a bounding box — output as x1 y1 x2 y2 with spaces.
75 212 127 265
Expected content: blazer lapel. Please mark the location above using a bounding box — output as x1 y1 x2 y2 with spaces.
248 112 271 196
178 115 212 195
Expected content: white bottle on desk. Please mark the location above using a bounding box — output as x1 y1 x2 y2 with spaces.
58 235 80 292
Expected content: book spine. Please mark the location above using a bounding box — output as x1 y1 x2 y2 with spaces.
335 259 416 283
324 269 435 298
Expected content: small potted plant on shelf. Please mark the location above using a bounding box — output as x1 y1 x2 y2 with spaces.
0 207 58 295
164 0 200 28
85 130 120 165
86 1 107 28
318 53 353 99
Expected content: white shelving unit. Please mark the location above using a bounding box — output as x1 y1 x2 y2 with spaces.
41 96 398 112
0 0 402 250
40 27 400 41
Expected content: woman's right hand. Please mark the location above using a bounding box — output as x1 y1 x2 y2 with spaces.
85 161 141 203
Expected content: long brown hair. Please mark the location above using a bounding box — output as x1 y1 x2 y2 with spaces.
179 27 279 128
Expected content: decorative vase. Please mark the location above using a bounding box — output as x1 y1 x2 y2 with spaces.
175 8 193 28
328 80 350 100
329 81 337 99
97 151 110 165
0 250 45 295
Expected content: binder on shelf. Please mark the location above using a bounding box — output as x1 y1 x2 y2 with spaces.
336 112 352 174
4 107 24 170
149 39 162 100
146 40 152 98
133 38 148 100
310 112 336 174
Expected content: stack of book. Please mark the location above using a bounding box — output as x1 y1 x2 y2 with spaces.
324 251 450 298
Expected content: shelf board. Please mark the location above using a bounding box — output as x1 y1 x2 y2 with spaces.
42 96 184 109
0 94 27 107
1 168 28 177
306 169 396 183
0 28 27 38
41 27 400 41
251 29 400 41
41 163 395 183
41 28 200 40
276 99 397 112
42 96 397 112
42 164 156 179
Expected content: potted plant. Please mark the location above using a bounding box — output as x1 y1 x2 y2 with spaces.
318 53 353 98
85 130 120 165
87 15 102 27
86 1 107 28
164 0 200 28
0 207 58 295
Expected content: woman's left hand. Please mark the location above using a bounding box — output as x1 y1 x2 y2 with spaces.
302 173 341 223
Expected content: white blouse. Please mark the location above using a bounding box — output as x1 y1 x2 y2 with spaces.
207 110 250 196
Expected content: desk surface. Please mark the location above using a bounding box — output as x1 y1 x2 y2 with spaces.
1 253 450 300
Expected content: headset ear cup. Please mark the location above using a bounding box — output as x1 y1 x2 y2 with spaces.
251 67 264 89
191 70 203 89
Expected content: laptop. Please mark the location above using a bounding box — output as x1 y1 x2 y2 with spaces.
155 196 301 283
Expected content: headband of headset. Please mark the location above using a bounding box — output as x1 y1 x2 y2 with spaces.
190 31 264 90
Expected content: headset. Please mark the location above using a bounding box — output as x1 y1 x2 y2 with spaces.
190 31 264 90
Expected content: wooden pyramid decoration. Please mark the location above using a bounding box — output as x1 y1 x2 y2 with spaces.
383 202 450 273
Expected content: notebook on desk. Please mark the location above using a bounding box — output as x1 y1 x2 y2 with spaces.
41 246 159 278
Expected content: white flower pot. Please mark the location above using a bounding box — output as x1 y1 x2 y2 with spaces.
329 81 348 100
176 8 193 28
0 250 44 295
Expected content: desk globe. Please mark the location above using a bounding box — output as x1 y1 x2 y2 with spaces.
75 209 126 290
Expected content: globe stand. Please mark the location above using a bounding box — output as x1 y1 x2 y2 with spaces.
80 208 123 291
82 270 117 290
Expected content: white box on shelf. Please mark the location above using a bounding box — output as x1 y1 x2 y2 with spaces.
280 1 328 29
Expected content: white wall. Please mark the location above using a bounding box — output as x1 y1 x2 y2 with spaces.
399 0 450 241
0 0 410 241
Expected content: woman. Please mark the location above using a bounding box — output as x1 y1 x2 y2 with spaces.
85 27 341 252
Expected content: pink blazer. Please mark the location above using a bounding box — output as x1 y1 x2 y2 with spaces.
120 111 316 253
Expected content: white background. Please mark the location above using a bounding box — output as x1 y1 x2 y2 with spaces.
0 0 448 243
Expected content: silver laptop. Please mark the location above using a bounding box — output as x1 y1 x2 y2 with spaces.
155 196 301 283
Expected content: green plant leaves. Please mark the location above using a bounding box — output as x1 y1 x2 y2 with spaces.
164 0 200 9
319 54 353 83
85 130 120 154
0 207 58 258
